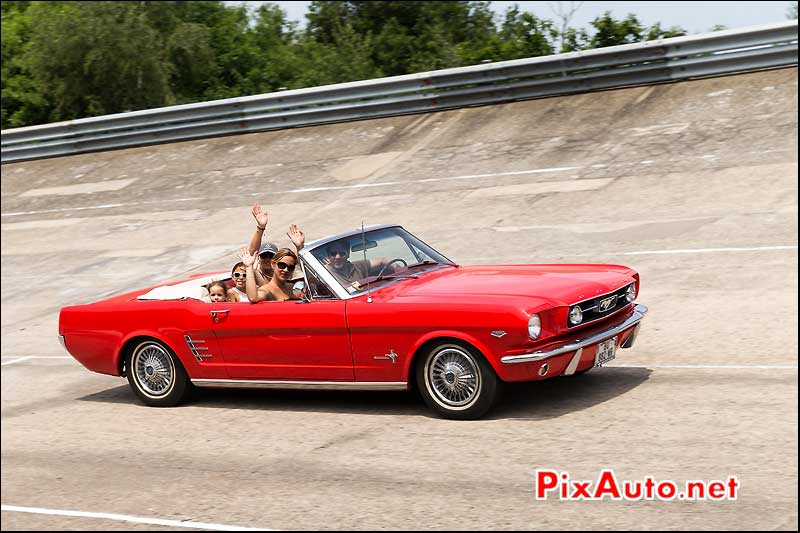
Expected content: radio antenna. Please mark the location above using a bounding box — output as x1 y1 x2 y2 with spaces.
361 221 372 303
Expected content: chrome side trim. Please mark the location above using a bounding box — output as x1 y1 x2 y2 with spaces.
58 334 66 350
562 347 584 376
501 304 648 365
191 379 408 391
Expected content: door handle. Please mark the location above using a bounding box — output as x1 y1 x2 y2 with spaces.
210 309 230 323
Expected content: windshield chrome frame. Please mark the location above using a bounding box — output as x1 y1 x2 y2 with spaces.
299 224 455 300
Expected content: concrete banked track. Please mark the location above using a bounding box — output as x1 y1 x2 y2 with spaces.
1 68 797 530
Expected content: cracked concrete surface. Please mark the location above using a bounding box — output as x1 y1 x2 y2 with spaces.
1 68 797 530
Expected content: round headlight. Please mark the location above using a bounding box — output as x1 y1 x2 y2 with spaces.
569 305 583 325
625 283 636 302
528 314 541 340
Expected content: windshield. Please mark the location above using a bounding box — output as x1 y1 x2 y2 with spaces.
309 227 454 294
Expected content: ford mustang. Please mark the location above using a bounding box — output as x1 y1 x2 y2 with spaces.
58 224 648 419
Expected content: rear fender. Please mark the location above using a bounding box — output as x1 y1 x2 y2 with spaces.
117 330 176 376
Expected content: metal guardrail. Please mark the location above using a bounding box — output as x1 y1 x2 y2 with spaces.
1 20 796 164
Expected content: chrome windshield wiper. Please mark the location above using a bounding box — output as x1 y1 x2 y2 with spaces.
353 273 417 290
372 273 419 282
406 260 457 268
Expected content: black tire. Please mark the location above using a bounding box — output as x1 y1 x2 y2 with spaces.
126 339 191 407
416 341 500 420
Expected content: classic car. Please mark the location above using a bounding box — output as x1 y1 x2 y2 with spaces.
58 224 648 419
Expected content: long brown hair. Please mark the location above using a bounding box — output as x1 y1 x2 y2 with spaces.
271 248 298 265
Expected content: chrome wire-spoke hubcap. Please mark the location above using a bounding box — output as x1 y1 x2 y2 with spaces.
133 344 174 397
428 347 480 407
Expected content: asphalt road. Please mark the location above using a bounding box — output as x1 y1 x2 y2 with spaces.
1 67 797 530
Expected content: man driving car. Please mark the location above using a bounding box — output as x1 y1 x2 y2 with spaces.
324 241 393 287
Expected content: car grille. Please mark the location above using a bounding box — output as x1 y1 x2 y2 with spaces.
568 284 632 328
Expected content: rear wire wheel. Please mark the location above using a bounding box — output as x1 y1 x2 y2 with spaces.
126 339 190 407
416 342 499 420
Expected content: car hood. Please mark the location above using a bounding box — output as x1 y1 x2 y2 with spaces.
396 264 635 307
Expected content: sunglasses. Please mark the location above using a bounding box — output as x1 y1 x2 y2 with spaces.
232 272 246 279
276 261 296 272
328 250 348 257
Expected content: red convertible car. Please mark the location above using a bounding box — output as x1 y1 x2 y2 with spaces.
59 224 647 419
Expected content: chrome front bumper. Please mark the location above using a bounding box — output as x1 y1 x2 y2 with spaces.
500 304 648 365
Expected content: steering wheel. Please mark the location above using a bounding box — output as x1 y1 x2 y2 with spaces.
377 258 408 278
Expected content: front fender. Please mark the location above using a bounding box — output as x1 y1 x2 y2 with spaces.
405 329 501 380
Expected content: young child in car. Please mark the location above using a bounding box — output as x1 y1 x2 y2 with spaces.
206 281 230 303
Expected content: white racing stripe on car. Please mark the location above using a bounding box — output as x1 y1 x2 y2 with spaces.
1 166 579 217
0 505 274 531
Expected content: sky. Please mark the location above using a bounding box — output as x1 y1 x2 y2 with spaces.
230 1 797 35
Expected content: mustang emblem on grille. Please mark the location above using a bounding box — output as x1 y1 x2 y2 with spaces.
598 295 617 312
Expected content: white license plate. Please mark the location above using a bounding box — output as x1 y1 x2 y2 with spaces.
595 336 617 366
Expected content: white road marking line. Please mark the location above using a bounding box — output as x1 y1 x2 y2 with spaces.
2 166 579 217
460 244 798 263
0 505 273 531
20 178 138 198
1 356 33 366
1 198 204 217
622 245 797 255
1 355 71 360
614 364 797 369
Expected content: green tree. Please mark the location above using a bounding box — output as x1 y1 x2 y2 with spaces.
292 19 381 87
306 1 498 74
1 0 50 128
246 3 301 93
166 22 217 103
0 1 704 130
496 6 557 59
577 11 684 49
22 1 172 121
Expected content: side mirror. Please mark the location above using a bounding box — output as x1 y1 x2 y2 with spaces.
292 280 310 302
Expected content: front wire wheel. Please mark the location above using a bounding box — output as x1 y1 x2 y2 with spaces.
417 342 500 420
126 340 190 407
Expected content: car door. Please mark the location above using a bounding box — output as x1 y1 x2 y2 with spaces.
209 299 353 380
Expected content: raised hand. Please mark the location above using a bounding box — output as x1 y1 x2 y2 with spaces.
288 224 305 251
251 204 268 229
253 254 262 273
240 247 256 268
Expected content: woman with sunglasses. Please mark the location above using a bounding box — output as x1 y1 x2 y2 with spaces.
239 247 300 302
